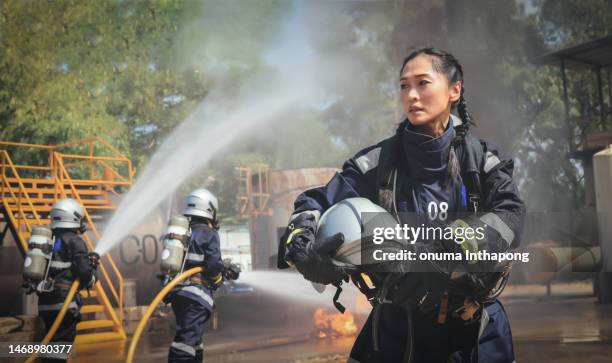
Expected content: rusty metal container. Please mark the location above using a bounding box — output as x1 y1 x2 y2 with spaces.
251 168 338 269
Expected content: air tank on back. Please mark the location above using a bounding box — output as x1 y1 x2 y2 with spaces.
160 215 191 275
23 226 54 283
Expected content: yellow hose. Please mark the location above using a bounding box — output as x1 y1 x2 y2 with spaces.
126 267 203 363
25 279 80 363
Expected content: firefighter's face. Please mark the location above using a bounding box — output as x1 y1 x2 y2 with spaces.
399 55 461 134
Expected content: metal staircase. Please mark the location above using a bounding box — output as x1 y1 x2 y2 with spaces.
0 138 134 355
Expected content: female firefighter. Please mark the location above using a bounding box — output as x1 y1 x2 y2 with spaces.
279 47 525 362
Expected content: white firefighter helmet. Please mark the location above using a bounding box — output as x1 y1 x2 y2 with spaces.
183 188 218 220
50 198 85 229
316 197 403 266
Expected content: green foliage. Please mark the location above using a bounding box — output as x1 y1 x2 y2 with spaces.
0 0 286 168
539 0 612 45
518 0 611 210
0 0 186 162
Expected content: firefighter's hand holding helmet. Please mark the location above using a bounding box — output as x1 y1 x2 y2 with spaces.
284 212 348 285
283 198 412 285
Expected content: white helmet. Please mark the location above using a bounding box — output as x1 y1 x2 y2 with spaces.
50 198 85 230
183 188 218 221
316 197 404 266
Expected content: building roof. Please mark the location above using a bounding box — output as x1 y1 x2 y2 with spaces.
531 34 612 69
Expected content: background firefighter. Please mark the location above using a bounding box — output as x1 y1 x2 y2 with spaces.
36 198 99 363
163 188 224 363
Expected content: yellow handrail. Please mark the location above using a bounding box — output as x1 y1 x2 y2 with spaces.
0 152 43 224
50 178 131 187
126 267 204 363
24 280 80 363
0 151 43 251
91 279 125 338
0 141 53 149
97 159 130 183
60 153 128 162
0 177 32 252
91 137 130 161
11 165 51 171
1 137 134 187
54 153 124 325
53 137 127 158
1 175 33 249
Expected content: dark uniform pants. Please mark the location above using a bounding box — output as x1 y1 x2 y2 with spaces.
169 294 212 363
349 300 514 363
459 301 515 363
38 288 81 363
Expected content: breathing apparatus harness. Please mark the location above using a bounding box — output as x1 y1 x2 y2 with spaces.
22 226 56 294
159 213 227 290
23 225 100 295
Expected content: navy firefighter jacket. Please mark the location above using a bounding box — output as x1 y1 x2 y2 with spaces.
38 229 96 314
165 223 223 310
291 115 525 257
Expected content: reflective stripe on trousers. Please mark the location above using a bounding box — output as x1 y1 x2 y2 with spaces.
170 342 200 356
179 286 214 307
171 342 204 356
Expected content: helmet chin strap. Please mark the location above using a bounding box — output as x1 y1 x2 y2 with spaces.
73 211 87 233
208 202 219 230
79 220 87 234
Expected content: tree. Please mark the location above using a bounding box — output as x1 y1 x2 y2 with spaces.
0 0 287 169
0 0 292 218
517 0 612 210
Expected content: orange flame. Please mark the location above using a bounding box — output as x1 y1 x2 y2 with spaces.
313 308 357 338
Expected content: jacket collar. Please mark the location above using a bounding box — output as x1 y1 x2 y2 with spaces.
401 115 455 181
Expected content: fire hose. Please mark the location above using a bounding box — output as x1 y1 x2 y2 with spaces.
24 280 80 363
126 267 203 363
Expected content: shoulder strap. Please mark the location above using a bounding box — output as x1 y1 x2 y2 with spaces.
52 236 62 253
375 135 401 214
455 132 485 213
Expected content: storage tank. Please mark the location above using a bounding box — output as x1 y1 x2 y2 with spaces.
593 145 612 303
